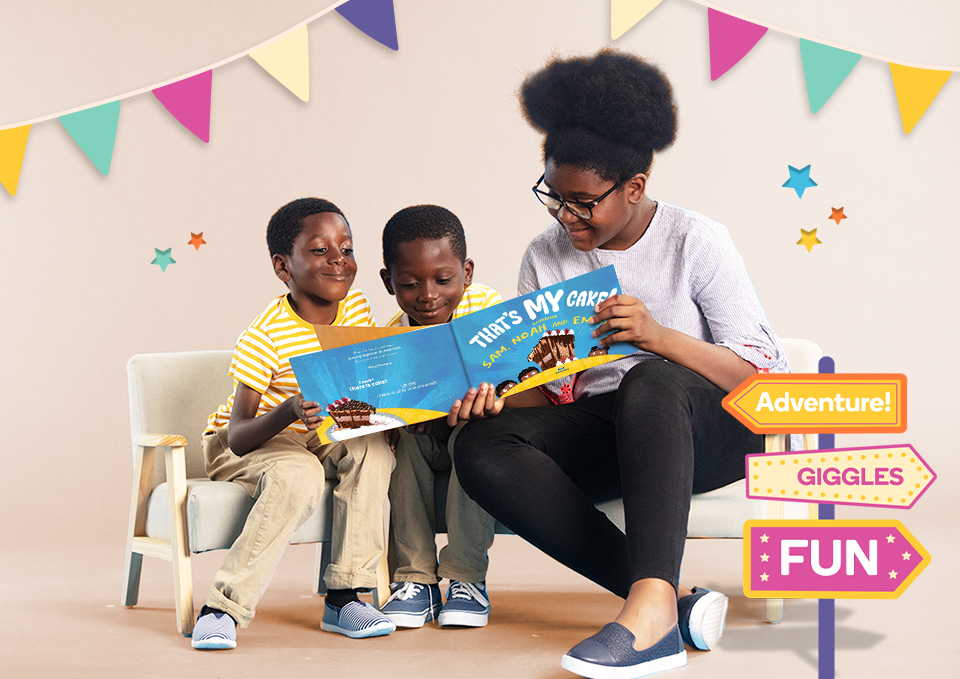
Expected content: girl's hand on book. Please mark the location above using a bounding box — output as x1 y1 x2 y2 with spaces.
589 294 666 353
289 393 323 430
447 383 504 427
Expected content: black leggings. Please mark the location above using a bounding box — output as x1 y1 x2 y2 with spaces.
454 360 763 597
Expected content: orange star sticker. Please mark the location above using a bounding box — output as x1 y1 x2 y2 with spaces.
797 228 822 253
829 207 847 225
189 232 207 250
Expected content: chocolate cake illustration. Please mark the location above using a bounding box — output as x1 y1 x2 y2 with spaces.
527 329 576 370
327 397 376 429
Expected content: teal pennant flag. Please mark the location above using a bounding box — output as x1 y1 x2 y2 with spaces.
800 39 862 113
58 101 122 175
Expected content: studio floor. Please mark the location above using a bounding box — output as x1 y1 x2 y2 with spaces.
2 533 948 679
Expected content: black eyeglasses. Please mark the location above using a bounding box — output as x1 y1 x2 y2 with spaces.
532 173 623 220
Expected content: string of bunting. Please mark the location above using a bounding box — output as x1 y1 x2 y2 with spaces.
0 0 398 196
611 0 955 134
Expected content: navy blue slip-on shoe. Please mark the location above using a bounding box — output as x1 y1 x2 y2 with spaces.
677 587 728 651
561 623 686 679
322 601 396 639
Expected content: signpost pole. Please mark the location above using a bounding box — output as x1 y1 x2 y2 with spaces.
818 356 835 679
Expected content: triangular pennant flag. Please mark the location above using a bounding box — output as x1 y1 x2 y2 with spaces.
611 0 665 40
889 63 951 134
707 8 768 81
152 70 213 142
336 0 398 51
250 26 310 101
0 125 31 196
58 101 121 175
800 39 861 113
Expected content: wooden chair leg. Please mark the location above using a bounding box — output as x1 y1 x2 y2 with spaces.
165 445 195 636
123 445 156 606
314 542 331 595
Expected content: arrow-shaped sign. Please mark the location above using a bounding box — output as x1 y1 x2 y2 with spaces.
744 520 929 599
723 373 906 433
746 444 935 509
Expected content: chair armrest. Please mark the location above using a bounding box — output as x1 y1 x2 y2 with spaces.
136 434 188 448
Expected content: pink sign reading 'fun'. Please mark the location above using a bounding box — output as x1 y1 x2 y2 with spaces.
743 520 930 599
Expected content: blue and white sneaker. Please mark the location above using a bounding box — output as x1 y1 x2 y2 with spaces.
381 581 443 628
191 608 237 650
322 600 396 639
677 587 728 651
438 581 490 627
561 623 687 679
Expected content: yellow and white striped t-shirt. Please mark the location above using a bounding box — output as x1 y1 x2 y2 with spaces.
206 290 375 434
385 282 503 327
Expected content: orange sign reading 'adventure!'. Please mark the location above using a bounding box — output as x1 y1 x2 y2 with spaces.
722 374 906 434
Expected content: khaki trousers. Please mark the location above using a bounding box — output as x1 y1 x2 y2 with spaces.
388 428 495 585
202 428 394 627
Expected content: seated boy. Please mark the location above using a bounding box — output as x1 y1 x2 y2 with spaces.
377 204 503 628
192 198 396 649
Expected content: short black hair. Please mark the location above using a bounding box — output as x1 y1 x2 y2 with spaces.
266 198 347 257
382 205 467 269
521 49 677 182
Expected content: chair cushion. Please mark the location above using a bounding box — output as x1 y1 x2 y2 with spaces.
146 478 335 553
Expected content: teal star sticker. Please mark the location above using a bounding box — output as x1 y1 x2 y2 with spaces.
151 247 176 272
783 164 818 198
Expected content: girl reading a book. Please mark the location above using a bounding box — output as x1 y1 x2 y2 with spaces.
452 49 791 678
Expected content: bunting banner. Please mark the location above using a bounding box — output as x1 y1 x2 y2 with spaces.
889 63 952 134
611 0 665 40
58 101 121 175
336 0 399 51
707 7 767 81
0 125 31 196
250 26 310 102
152 70 213 143
799 39 862 114
613 1 955 134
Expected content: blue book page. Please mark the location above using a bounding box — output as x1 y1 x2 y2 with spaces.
449 265 636 397
290 324 469 443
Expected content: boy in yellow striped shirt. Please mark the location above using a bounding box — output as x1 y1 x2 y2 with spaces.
192 198 396 649
378 205 502 629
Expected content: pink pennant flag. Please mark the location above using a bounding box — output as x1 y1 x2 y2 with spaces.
708 8 768 81
152 70 213 143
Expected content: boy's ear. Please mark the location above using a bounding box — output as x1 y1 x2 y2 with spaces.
273 254 291 282
463 258 474 287
380 268 396 296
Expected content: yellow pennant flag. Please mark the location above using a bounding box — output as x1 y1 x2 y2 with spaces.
611 0 666 40
889 63 951 134
1 125 31 196
250 25 310 102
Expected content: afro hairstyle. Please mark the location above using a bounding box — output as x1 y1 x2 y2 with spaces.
521 48 677 183
266 197 347 258
382 204 468 270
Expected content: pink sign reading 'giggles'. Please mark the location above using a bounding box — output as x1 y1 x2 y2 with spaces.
743 520 930 599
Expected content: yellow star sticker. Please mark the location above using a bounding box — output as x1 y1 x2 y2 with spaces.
797 228 822 253
829 207 847 225
888 569 898 579
760 553 770 562
902 551 912 560
189 232 207 250
760 534 769 543
886 534 896 543
760 573 769 582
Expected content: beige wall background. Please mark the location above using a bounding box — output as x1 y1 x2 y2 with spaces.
1 0 956 665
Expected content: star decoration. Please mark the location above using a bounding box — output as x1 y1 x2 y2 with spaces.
760 534 769 543
886 534 896 544
829 207 847 225
797 228 823 253
189 232 207 250
760 553 770 562
902 551 912 561
151 248 176 272
783 164 817 198
888 569 898 579
760 573 769 582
